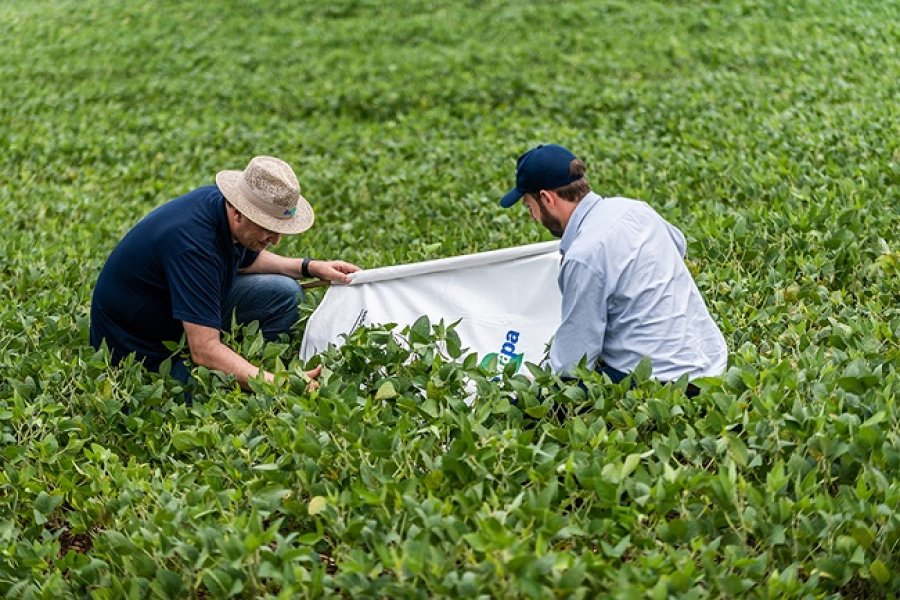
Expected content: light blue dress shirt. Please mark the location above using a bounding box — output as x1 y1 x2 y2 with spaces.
550 192 728 380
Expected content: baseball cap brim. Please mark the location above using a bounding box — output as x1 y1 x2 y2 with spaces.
500 188 524 208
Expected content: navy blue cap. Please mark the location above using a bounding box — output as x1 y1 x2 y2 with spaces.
500 144 581 208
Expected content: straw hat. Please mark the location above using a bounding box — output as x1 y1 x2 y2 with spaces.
216 156 314 234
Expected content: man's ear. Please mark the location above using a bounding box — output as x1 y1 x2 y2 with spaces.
538 189 557 208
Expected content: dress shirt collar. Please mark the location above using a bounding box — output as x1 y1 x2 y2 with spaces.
559 191 601 256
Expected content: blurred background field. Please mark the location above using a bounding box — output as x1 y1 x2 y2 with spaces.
1 0 898 596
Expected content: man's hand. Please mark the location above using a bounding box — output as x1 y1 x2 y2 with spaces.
183 321 271 391
309 260 361 284
303 364 323 391
183 321 326 393
239 252 361 284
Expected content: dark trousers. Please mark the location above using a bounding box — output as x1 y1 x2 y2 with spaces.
596 363 700 398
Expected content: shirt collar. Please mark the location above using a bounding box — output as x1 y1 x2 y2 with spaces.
214 190 244 253
559 191 601 255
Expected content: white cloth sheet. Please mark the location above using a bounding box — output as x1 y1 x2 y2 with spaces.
300 241 562 376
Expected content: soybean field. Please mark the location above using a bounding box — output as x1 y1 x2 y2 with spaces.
1 0 898 597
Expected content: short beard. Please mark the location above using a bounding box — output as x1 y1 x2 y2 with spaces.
536 198 565 238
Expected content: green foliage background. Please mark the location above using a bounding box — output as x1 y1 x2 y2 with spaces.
1 0 898 597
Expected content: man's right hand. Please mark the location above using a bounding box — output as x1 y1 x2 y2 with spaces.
309 260 361 284
183 321 266 391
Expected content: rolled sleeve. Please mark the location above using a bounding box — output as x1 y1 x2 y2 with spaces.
549 258 608 376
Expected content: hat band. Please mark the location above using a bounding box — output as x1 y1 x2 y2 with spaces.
237 177 298 220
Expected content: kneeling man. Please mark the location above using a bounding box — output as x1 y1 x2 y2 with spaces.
90 155 359 388
499 144 727 389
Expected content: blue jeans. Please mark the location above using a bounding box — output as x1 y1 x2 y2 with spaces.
221 274 305 341
171 274 304 385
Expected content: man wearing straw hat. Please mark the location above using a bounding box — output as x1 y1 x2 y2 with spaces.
90 155 359 389
499 144 727 393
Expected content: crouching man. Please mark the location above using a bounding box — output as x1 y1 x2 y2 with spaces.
498 144 727 393
90 155 359 389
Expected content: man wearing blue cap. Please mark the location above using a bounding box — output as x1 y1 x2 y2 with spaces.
500 144 727 389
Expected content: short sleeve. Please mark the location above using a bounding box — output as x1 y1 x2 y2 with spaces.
165 249 225 328
239 249 260 269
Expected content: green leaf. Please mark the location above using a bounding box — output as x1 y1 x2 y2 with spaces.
171 430 203 451
632 357 653 381
308 496 327 516
621 453 641 479
726 435 749 467
446 328 463 358
600 535 630 558
102 531 135 555
525 404 549 419
297 532 321 545
770 525 785 545
410 316 431 344
34 491 63 515
252 486 291 509
375 381 397 400
851 525 875 549
870 559 890 585
151 569 184 597
252 462 280 471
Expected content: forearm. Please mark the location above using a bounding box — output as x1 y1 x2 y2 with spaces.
241 251 359 284
551 260 607 376
240 250 303 277
189 338 272 390
549 331 598 376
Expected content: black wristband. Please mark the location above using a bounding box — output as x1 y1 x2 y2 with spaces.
301 257 313 278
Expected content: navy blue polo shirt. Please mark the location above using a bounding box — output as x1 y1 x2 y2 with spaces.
90 185 259 369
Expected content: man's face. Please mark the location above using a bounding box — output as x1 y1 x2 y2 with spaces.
523 192 564 238
233 213 281 251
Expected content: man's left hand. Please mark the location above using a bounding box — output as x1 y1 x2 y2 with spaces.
309 260 361 284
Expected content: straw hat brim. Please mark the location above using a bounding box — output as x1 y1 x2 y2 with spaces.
216 170 315 235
